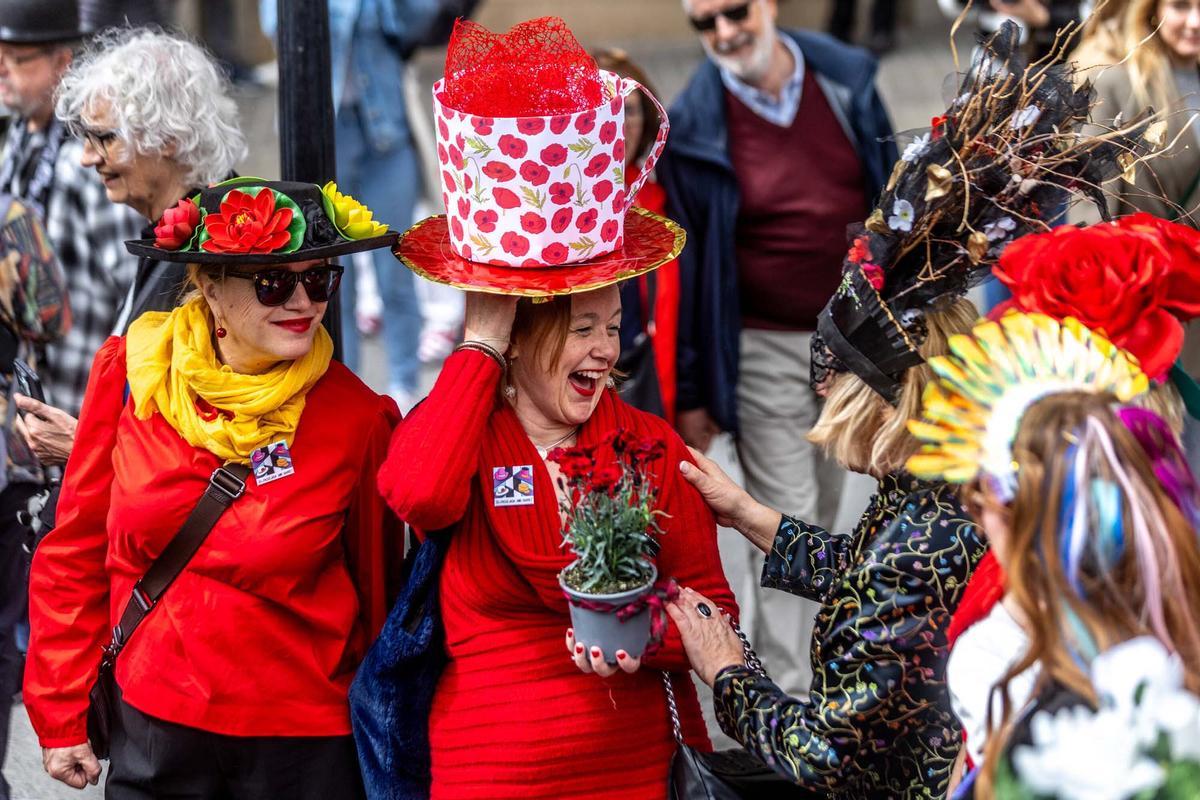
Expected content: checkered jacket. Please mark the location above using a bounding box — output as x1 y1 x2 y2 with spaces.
0 126 142 417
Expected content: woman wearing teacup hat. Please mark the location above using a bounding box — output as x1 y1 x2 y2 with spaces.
377 17 736 799
24 178 401 798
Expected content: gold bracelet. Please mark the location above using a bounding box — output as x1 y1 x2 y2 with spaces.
455 340 507 369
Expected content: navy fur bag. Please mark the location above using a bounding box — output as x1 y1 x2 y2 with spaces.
350 530 448 800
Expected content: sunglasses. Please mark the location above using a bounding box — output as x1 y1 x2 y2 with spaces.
224 265 344 306
688 1 753 32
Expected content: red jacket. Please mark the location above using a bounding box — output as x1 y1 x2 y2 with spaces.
377 349 737 800
25 337 402 747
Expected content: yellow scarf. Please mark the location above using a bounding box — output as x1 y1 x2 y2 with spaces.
126 297 333 464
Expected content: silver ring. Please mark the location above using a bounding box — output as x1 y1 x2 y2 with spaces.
696 602 712 618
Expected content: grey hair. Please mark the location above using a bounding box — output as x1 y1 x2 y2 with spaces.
55 28 246 186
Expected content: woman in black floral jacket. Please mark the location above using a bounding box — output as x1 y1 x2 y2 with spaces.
666 298 988 800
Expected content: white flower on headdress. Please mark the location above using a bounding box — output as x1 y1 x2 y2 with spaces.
1012 705 1164 800
888 199 914 232
901 133 931 164
984 216 1017 242
1011 104 1042 130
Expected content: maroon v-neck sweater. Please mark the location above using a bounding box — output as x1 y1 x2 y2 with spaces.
727 68 867 331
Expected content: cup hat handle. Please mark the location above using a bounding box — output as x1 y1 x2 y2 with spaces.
620 77 670 215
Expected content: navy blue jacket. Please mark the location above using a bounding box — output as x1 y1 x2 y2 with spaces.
657 30 897 433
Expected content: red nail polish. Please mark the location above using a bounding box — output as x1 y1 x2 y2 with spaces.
591 647 601 658
567 628 574 638
616 652 627 661
575 643 584 654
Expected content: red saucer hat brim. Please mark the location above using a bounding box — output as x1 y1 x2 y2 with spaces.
393 207 685 297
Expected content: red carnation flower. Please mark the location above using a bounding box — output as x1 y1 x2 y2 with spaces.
154 197 201 250
201 188 293 254
590 463 623 493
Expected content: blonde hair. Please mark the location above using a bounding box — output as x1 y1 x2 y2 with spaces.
1070 0 1131 75
1120 0 1186 111
808 296 979 476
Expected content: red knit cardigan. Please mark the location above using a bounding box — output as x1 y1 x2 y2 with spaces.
377 349 737 800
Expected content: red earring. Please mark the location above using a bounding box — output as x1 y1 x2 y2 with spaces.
216 326 227 339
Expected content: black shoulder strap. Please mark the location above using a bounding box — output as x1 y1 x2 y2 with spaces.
104 463 251 663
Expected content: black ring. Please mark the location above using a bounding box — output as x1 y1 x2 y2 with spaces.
696 602 712 618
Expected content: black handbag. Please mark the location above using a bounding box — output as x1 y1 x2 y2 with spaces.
86 463 250 758
664 619 816 799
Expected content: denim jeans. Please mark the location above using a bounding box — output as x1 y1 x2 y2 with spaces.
335 104 422 393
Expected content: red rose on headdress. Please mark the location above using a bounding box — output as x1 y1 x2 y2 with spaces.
861 264 885 291
201 188 293 254
154 197 201 250
993 215 1200 379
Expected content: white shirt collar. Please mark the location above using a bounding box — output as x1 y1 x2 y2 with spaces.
719 34 805 128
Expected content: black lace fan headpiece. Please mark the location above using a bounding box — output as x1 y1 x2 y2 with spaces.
811 22 1159 403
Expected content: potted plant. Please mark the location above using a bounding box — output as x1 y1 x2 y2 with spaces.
551 430 668 663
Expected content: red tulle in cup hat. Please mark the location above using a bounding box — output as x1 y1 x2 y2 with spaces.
394 16 683 297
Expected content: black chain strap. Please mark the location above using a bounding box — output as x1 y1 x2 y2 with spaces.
663 610 765 746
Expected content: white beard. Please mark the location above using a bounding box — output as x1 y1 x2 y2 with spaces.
702 16 777 85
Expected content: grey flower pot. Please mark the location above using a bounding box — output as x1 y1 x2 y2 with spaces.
560 562 657 665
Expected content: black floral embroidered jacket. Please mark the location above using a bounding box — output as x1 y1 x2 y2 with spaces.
713 473 987 799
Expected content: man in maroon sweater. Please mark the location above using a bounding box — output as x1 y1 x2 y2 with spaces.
658 0 896 693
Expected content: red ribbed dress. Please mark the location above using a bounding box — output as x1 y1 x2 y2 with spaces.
378 349 736 799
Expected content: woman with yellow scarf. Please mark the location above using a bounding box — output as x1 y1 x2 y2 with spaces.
23 178 401 800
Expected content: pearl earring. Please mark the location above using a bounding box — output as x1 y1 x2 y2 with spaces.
606 375 616 389
504 384 516 400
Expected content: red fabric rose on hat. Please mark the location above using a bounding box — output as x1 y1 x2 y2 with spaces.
202 188 295 254
992 214 1200 380
154 197 201 250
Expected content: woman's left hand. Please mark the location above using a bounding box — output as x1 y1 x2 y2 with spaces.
666 587 745 687
565 628 642 677
14 395 77 466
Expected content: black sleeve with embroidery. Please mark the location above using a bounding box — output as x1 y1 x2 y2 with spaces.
760 514 860 603
715 486 985 797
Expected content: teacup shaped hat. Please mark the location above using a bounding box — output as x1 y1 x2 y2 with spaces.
394 16 684 297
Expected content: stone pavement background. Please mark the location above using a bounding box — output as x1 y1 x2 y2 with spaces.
4 5 971 796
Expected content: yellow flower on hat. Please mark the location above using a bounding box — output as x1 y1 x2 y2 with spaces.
321 181 389 239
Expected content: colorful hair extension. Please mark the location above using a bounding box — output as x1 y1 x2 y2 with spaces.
1117 406 1200 528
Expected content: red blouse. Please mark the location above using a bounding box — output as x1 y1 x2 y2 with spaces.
378 349 737 800
25 337 402 747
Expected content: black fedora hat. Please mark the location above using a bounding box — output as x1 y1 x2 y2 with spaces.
125 177 399 266
0 0 89 43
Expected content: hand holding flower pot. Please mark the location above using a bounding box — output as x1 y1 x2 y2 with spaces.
552 429 674 666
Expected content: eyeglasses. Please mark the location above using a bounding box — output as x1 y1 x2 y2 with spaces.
688 1 753 32
224 265 345 306
78 126 119 154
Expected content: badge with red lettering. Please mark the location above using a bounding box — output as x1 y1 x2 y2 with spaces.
252 440 295 486
493 464 534 507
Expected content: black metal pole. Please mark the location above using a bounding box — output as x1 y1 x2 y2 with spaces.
276 0 342 361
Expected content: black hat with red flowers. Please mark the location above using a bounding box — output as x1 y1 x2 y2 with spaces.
125 177 398 265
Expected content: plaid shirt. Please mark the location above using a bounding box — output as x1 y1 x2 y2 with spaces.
0 123 142 416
